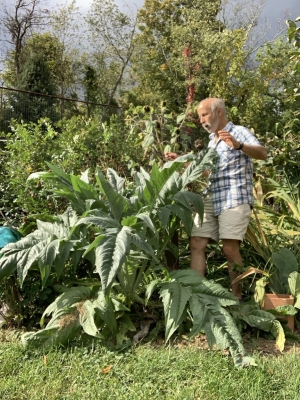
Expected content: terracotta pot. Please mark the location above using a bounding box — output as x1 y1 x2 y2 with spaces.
262 294 295 331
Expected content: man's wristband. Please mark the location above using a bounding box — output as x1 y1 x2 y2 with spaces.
236 142 244 150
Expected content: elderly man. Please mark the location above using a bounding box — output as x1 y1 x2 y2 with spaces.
165 97 267 300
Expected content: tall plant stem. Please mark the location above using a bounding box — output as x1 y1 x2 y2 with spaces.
132 259 149 293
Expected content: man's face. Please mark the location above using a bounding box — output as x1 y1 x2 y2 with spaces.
197 102 219 133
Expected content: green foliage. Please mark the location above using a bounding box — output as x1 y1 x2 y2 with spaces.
53 115 141 176
266 176 300 233
124 103 205 166
248 173 300 268
0 115 143 225
3 5 300 370
258 122 300 183
229 246 300 348
1 119 63 223
232 38 298 133
131 0 222 108
0 264 60 328
86 0 137 106
244 170 300 280
129 0 299 141
271 248 299 294
159 269 256 368
83 65 100 115
0 207 81 285
0 149 220 351
268 248 300 311
287 17 300 76
232 304 286 352
22 286 93 350
8 52 59 124
2 33 74 96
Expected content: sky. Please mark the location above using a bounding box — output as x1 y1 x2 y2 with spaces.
73 0 300 19
1 0 300 63
261 0 300 37
70 0 300 39
2 0 300 35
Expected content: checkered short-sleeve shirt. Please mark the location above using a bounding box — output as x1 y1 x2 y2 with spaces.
206 122 261 216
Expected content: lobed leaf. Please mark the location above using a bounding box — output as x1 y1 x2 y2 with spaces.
53 241 74 277
242 310 275 332
171 270 238 307
95 228 131 291
160 281 192 342
107 168 125 193
93 290 117 333
79 300 102 338
167 203 193 235
76 213 121 230
116 314 136 345
41 286 92 324
128 230 159 261
145 279 161 305
189 294 207 336
172 191 204 222
180 148 219 187
136 212 159 240
70 174 99 200
96 167 130 221
143 161 182 207
157 206 172 228
45 162 72 187
39 239 61 282
22 319 81 350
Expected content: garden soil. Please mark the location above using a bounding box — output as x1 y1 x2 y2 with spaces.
169 331 300 357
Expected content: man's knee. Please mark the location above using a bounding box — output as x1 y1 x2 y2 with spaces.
190 236 209 252
222 240 240 261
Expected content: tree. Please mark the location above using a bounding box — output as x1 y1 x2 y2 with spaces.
85 0 138 106
1 0 49 78
286 17 300 98
83 65 99 117
21 32 80 117
130 0 271 110
1 29 85 123
129 0 223 109
236 37 300 132
8 52 58 123
48 0 83 99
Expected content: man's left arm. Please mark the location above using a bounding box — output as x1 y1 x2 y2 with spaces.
237 143 267 160
218 130 267 160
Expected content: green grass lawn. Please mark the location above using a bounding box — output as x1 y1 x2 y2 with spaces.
0 332 300 400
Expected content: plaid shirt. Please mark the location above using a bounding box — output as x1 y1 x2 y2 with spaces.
206 122 261 216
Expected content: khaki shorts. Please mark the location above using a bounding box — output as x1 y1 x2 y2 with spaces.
191 193 252 242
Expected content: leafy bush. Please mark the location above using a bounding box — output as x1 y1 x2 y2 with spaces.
159 269 254 368
0 150 258 367
0 114 144 226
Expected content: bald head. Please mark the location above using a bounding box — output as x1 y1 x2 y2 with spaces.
198 98 226 117
197 97 228 134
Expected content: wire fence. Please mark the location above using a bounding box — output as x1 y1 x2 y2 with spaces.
0 86 122 136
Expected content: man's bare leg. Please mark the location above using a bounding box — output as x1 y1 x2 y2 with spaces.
190 236 210 276
222 239 243 299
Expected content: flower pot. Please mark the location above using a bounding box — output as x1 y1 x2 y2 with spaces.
262 294 294 331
